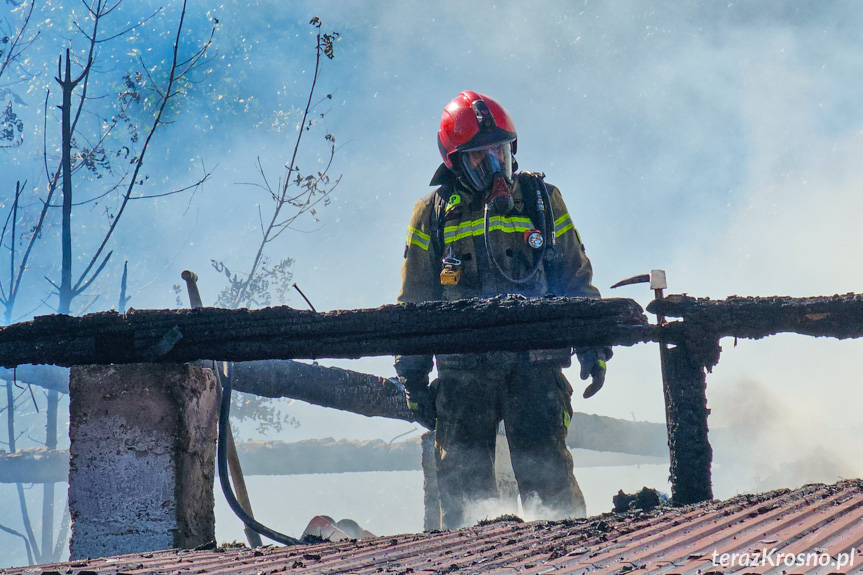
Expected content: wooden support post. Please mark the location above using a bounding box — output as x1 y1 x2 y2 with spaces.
421 431 440 531
493 426 520 515
660 341 716 505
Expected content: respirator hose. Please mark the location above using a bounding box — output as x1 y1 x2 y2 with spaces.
483 175 550 284
483 202 545 285
217 368 301 546
537 174 555 253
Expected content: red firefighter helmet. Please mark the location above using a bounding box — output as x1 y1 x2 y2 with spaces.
437 91 517 169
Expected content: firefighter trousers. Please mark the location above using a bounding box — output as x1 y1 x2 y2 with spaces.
433 359 586 529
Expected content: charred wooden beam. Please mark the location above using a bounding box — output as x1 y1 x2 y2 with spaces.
650 293 863 340
0 360 668 458
0 295 651 368
0 448 69 484
232 360 670 456
231 360 410 421
7 294 859 370
0 365 71 393
568 412 669 458
233 438 422 475
648 295 723 506
0 360 405 405
0 441 422 485
0 441 426 484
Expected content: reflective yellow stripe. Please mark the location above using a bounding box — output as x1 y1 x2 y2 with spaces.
443 219 484 243
407 226 430 251
409 227 431 241
554 213 575 237
443 216 534 244
488 216 534 234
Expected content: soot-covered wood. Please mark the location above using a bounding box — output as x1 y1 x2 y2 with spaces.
661 343 714 505
231 360 411 421
0 295 650 368
650 293 863 340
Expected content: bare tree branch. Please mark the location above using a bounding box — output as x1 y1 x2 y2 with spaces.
223 21 340 310
130 171 211 200
72 0 216 297
72 250 110 296
0 0 39 87
0 522 34 565
73 6 162 44
5 380 41 563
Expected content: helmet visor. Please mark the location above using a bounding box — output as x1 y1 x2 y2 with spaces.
458 141 513 192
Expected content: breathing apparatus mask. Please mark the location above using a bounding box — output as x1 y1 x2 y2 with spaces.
458 140 515 215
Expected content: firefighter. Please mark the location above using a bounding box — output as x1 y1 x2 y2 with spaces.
395 90 610 529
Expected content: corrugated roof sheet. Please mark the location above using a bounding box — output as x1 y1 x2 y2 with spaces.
3 479 863 575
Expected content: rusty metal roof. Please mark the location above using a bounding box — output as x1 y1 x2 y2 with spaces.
3 479 863 575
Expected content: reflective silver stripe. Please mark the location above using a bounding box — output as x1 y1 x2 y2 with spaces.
407 226 430 250
444 216 534 244
487 216 533 234
444 219 484 243
554 213 575 236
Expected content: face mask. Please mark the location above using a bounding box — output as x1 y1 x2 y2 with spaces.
458 141 514 214
486 175 514 215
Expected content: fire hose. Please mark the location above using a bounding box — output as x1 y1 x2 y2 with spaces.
216 364 301 545
182 270 300 546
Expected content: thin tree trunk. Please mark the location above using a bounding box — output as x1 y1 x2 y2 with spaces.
58 50 75 316
41 48 81 564
7 379 41 562
41 390 59 560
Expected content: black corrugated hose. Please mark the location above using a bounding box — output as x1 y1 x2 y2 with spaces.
217 366 302 546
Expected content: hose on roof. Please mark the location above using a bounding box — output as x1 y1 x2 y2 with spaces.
217 365 302 546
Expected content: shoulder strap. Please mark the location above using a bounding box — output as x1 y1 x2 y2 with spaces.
516 172 552 237
427 164 459 259
429 184 450 259
516 171 558 280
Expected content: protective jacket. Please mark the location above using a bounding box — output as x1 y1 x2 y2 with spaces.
396 172 599 529
396 172 600 376
399 173 599 304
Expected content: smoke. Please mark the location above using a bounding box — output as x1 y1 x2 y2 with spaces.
455 493 583 528
7 1 863 567
168 0 863 538
710 380 863 497
458 485 576 528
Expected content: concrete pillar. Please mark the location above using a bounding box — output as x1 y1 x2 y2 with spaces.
68 363 219 559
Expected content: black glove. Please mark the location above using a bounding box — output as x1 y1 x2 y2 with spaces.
400 374 437 430
576 347 613 399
